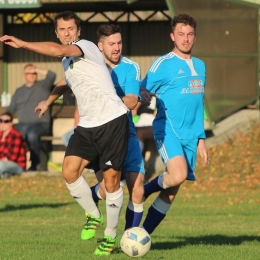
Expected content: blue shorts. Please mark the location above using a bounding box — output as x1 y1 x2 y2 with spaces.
123 135 145 174
155 135 198 181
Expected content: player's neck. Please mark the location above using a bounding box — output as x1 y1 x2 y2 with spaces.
107 63 117 68
106 62 119 70
172 48 192 59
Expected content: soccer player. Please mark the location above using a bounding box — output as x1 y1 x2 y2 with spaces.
140 14 209 234
85 24 145 234
0 11 129 255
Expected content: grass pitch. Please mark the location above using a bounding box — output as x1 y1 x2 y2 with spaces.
0 123 260 260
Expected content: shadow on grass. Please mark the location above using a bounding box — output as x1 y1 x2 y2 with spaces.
0 202 74 213
151 235 260 250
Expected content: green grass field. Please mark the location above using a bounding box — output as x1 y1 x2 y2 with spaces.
0 123 260 260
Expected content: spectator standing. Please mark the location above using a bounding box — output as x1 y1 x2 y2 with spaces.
0 112 26 178
6 64 56 171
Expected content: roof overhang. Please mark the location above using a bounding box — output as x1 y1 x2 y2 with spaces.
0 0 168 13
1 0 259 16
223 0 260 8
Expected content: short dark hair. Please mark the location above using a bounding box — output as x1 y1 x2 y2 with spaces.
54 11 81 30
96 24 121 42
1 112 13 121
171 14 197 33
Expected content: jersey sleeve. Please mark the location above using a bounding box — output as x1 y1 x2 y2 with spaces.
124 63 141 96
73 40 104 65
141 58 165 93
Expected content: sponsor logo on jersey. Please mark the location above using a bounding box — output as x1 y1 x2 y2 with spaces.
180 79 204 94
178 69 185 74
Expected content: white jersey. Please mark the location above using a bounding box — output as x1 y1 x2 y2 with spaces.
62 39 128 128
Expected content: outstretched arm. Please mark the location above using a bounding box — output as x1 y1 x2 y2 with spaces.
35 78 69 117
0 35 82 57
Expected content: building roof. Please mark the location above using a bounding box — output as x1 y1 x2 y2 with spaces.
1 0 168 14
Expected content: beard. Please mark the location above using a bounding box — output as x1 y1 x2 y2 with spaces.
104 52 120 65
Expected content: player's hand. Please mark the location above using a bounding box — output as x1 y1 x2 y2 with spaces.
35 101 48 118
0 35 26 49
198 139 209 165
140 88 156 106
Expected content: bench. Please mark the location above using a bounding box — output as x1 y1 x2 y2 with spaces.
38 136 65 171
41 136 66 152
37 105 76 170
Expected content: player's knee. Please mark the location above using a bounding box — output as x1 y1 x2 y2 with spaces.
103 176 120 193
62 162 80 184
167 172 186 187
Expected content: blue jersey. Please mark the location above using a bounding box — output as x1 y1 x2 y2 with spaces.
142 52 206 139
111 56 141 136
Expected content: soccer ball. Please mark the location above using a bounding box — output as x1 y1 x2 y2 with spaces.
120 227 151 257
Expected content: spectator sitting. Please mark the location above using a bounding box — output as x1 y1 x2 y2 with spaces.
0 112 26 178
6 64 56 171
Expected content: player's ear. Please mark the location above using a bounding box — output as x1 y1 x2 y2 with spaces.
170 32 175 42
97 41 103 51
55 30 59 38
77 28 81 37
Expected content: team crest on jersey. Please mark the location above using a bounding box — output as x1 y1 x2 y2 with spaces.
180 79 204 94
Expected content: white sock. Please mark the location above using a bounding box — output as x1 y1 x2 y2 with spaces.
127 201 144 213
66 176 100 218
158 172 169 189
152 196 172 214
105 187 123 238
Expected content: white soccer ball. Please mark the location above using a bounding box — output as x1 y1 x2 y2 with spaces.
120 227 151 257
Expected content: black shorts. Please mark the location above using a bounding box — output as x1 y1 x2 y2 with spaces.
65 114 129 172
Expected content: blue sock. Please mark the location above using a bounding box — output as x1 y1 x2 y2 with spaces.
144 176 164 199
90 184 100 204
125 207 143 230
142 205 166 234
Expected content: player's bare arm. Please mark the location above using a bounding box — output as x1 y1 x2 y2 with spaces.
198 138 209 165
121 94 138 110
0 35 83 58
35 78 68 117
